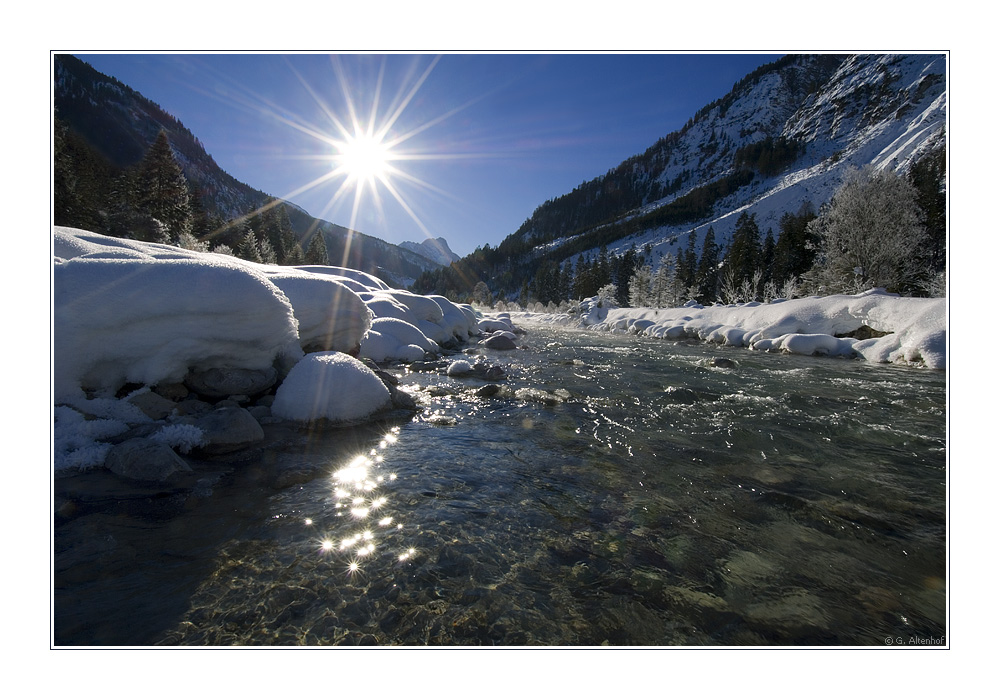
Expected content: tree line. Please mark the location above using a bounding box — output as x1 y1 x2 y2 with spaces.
54 122 331 266
418 146 945 309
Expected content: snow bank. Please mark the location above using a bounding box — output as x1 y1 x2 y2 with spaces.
54 237 302 403
53 226 487 472
524 289 946 369
271 352 391 422
258 269 372 353
53 227 478 403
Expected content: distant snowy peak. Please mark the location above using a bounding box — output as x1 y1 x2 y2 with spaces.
400 237 461 267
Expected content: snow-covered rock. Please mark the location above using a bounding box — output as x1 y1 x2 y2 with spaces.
271 352 392 422
260 269 371 353
52 227 460 475
54 229 302 403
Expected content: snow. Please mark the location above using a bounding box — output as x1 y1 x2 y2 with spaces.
52 227 485 471
53 226 945 480
54 234 302 404
271 352 391 422
524 288 946 370
258 268 372 353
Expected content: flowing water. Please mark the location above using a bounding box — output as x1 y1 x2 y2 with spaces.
53 321 946 646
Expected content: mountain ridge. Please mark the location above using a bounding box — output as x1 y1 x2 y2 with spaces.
414 53 946 302
399 237 461 266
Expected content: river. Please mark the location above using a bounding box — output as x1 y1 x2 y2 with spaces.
53 320 946 646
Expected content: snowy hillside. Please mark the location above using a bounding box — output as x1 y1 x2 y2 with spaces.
517 53 947 269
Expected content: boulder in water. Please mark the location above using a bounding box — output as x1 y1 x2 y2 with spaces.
105 438 192 483
482 334 517 350
189 406 265 453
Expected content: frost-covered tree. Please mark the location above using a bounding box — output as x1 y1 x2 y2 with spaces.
258 236 278 264
472 281 492 306
176 231 209 252
628 264 653 307
807 166 929 295
283 240 306 266
238 227 263 263
650 258 673 308
595 283 619 308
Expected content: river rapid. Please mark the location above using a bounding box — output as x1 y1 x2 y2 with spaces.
53 320 946 646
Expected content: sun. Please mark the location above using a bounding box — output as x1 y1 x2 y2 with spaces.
336 129 392 183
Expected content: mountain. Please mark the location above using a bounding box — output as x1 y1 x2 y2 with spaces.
399 237 461 266
53 53 442 287
414 53 946 301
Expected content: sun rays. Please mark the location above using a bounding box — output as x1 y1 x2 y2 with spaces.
281 54 462 245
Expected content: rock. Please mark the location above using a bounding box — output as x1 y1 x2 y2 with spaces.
126 391 177 420
709 357 737 368
105 438 192 483
663 386 699 404
255 394 275 408
390 387 418 411
174 398 213 416
184 366 277 400
447 360 473 376
475 384 501 398
482 334 517 350
247 405 271 421
152 382 189 401
515 388 563 405
191 406 265 454
409 360 446 372
483 365 506 380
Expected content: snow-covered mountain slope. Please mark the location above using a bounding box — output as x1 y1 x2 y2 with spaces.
512 53 946 268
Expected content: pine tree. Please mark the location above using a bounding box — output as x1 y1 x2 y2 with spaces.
695 226 720 302
259 236 278 264
304 232 330 265
134 130 193 243
679 233 698 291
726 212 761 289
773 203 818 286
761 228 776 285
909 144 946 272
238 227 263 263
283 240 306 266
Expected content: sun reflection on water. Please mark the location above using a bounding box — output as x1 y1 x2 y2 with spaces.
302 427 415 577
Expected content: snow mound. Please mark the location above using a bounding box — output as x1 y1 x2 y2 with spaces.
271 352 391 422
54 231 302 402
360 317 439 362
260 268 372 353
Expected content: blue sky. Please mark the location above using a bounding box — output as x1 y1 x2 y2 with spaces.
76 52 782 257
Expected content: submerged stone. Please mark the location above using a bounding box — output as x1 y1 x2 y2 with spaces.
105 438 192 483
190 406 265 454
